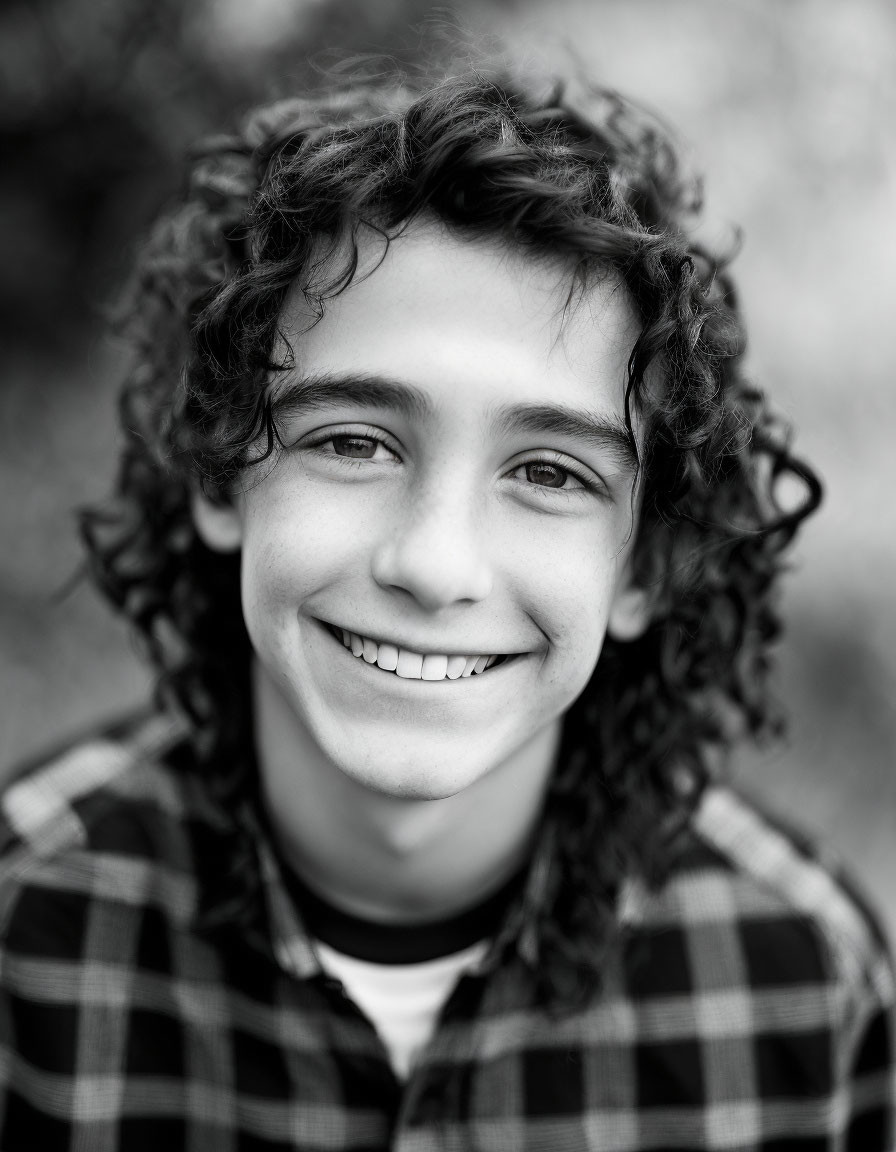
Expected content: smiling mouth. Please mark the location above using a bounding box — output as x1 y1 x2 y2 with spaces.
321 622 514 681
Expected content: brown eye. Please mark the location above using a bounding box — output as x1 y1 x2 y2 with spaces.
525 462 568 488
331 435 378 459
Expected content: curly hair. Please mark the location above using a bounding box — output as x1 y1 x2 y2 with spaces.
81 62 821 1007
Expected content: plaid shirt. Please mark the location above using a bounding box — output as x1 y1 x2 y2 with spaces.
0 714 893 1151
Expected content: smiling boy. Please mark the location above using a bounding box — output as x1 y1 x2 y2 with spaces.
0 65 893 1150
200 228 650 921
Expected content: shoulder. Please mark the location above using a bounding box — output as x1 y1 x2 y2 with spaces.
0 712 204 950
631 785 894 1050
693 786 889 987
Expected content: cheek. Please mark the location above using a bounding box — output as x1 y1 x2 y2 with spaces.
239 536 300 635
237 478 383 622
512 522 623 654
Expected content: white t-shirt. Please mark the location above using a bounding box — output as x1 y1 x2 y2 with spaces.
314 938 489 1079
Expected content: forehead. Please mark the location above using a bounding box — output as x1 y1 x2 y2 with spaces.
279 222 641 418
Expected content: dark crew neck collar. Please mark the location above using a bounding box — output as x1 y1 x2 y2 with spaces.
281 862 529 965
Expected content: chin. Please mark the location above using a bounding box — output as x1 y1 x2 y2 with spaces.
326 732 499 802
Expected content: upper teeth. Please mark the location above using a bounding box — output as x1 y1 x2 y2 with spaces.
336 628 499 680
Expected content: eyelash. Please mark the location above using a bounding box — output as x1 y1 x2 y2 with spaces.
299 426 603 496
509 452 601 498
302 425 401 467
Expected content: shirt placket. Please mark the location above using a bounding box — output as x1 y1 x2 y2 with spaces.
391 971 486 1152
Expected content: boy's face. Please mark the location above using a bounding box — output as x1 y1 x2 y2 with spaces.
195 223 650 801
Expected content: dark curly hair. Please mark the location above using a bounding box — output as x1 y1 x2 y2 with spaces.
81 61 821 1007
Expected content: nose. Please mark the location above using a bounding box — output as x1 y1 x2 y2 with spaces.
370 482 493 611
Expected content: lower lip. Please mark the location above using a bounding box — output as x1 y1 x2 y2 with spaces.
315 619 520 685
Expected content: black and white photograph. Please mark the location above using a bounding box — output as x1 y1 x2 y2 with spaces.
0 1 894 1147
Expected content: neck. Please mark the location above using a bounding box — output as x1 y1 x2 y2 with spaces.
252 663 560 923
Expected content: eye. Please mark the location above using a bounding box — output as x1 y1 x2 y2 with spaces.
505 451 605 505
513 458 589 492
330 434 380 459
300 425 401 464
523 461 578 489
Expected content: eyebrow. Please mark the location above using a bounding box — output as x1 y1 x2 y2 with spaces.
271 372 431 423
271 372 639 472
491 403 639 473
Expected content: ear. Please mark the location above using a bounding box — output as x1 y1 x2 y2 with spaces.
606 572 652 643
190 489 244 554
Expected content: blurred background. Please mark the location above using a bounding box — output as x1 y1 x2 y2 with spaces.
1 0 893 940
